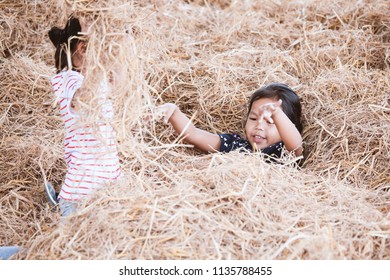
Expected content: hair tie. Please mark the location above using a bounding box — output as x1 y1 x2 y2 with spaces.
48 17 81 47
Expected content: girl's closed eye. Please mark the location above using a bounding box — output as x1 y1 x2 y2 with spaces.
248 114 257 121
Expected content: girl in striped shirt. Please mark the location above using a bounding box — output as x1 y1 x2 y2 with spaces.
46 16 121 216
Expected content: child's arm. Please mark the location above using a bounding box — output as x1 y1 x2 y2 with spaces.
158 103 221 153
261 100 303 156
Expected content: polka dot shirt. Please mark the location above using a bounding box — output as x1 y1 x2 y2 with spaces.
218 133 284 160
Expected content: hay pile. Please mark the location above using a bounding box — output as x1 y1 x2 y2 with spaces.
0 0 389 259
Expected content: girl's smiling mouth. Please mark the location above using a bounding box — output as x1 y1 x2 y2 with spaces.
253 134 266 143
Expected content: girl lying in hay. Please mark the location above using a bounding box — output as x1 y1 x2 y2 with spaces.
158 83 303 160
44 16 122 216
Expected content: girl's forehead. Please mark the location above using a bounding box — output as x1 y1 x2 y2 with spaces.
250 97 277 112
79 18 92 34
80 20 88 32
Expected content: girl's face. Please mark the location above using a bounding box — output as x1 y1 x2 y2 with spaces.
73 20 89 68
245 97 282 150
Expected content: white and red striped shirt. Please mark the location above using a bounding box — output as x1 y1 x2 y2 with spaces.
51 70 121 201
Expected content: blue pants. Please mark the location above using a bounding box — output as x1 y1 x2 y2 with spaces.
0 246 21 260
59 199 78 217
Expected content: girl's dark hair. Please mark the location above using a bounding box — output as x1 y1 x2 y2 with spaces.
48 16 82 72
248 83 303 133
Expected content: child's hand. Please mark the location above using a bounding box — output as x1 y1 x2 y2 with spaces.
156 103 177 124
258 99 282 124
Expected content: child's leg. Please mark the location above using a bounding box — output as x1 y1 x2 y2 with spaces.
0 246 21 260
59 199 78 217
44 182 58 206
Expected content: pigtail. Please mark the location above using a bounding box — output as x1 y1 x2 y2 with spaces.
48 16 82 72
48 27 62 47
65 17 82 38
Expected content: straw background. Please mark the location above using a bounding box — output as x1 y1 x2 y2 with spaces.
0 0 389 259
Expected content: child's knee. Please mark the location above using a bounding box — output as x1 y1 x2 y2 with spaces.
59 199 78 217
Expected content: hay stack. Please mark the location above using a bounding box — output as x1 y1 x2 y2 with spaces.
0 0 389 259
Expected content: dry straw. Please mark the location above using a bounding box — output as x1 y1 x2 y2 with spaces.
0 0 389 259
